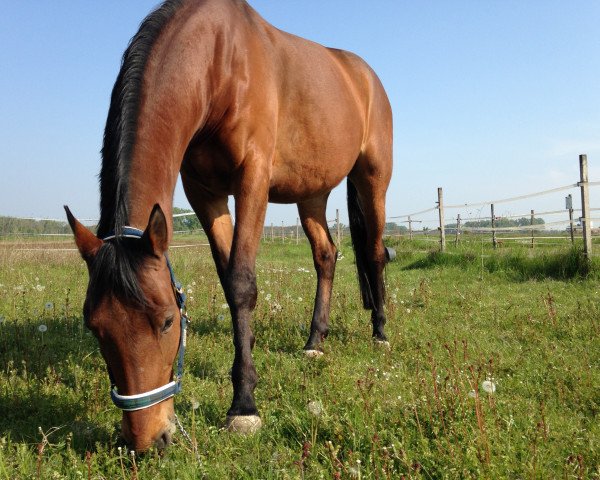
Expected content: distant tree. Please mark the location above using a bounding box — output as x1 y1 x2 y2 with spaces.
172 207 201 232
385 222 408 232
0 216 70 235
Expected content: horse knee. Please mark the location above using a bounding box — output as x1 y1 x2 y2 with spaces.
226 267 257 312
315 245 337 276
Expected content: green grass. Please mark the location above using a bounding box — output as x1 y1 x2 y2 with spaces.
0 238 599 478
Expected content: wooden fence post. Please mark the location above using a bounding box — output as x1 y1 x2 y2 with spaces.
296 217 299 245
455 214 461 246
491 203 497 248
408 216 413 240
579 154 592 258
437 187 446 252
336 209 341 248
565 194 574 244
530 209 535 248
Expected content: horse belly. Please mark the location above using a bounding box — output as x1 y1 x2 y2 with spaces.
268 147 359 203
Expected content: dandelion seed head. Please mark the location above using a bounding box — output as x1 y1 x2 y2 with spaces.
44 302 53 310
38 324 48 333
482 380 496 394
307 400 323 417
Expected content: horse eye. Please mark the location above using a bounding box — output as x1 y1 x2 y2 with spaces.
162 315 175 333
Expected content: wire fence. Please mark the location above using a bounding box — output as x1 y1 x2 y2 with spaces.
2 155 597 255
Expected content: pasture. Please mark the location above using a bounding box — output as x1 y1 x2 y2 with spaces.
0 235 598 479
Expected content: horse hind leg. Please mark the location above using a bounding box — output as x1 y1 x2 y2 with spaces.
347 176 389 345
297 196 338 356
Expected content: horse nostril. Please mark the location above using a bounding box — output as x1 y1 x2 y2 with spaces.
154 430 172 450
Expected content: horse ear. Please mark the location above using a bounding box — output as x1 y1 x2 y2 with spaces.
142 204 169 256
64 206 103 263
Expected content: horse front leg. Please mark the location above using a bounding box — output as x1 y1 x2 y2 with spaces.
223 164 269 433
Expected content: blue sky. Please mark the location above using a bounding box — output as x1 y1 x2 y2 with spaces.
1 1 599 228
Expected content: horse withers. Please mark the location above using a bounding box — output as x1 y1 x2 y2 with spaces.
67 0 392 451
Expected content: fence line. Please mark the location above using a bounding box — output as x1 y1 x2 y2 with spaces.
384 154 597 256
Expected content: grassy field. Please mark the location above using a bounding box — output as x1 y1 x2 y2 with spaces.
0 236 598 479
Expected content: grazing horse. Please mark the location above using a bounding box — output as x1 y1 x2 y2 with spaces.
66 0 392 451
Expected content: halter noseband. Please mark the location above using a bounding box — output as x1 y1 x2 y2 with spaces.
102 226 190 412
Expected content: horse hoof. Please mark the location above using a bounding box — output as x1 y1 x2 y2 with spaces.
304 349 324 358
373 338 391 349
226 415 262 434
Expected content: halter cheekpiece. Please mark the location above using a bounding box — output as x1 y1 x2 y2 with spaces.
102 226 190 411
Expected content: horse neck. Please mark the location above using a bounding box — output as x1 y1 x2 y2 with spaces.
98 4 235 238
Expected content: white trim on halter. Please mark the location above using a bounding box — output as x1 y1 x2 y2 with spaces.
111 381 179 412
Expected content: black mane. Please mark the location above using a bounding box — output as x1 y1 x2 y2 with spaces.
89 239 149 308
97 0 184 238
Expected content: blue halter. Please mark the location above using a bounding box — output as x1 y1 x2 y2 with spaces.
102 226 190 411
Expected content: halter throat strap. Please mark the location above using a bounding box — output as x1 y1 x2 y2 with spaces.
102 226 189 412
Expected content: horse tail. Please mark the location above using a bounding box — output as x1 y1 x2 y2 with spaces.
347 178 374 310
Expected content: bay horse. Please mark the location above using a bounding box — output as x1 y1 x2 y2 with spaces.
66 0 392 451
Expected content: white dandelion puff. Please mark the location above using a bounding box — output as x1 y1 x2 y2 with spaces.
307 400 323 417
481 380 496 394
44 302 53 311
38 324 48 333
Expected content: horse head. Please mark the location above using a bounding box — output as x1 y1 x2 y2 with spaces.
66 204 185 451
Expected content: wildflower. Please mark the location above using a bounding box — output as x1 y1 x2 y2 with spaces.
307 400 323 417
217 314 225 322
38 324 48 333
187 288 193 294
265 293 272 301
406 308 411 314
468 390 476 398
270 302 282 313
297 297 303 302
191 399 200 410
44 302 53 310
481 379 496 394
35 284 45 292
192 281 196 286
221 303 229 309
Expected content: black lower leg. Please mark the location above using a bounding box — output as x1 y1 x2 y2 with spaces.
304 249 336 351
225 266 259 416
